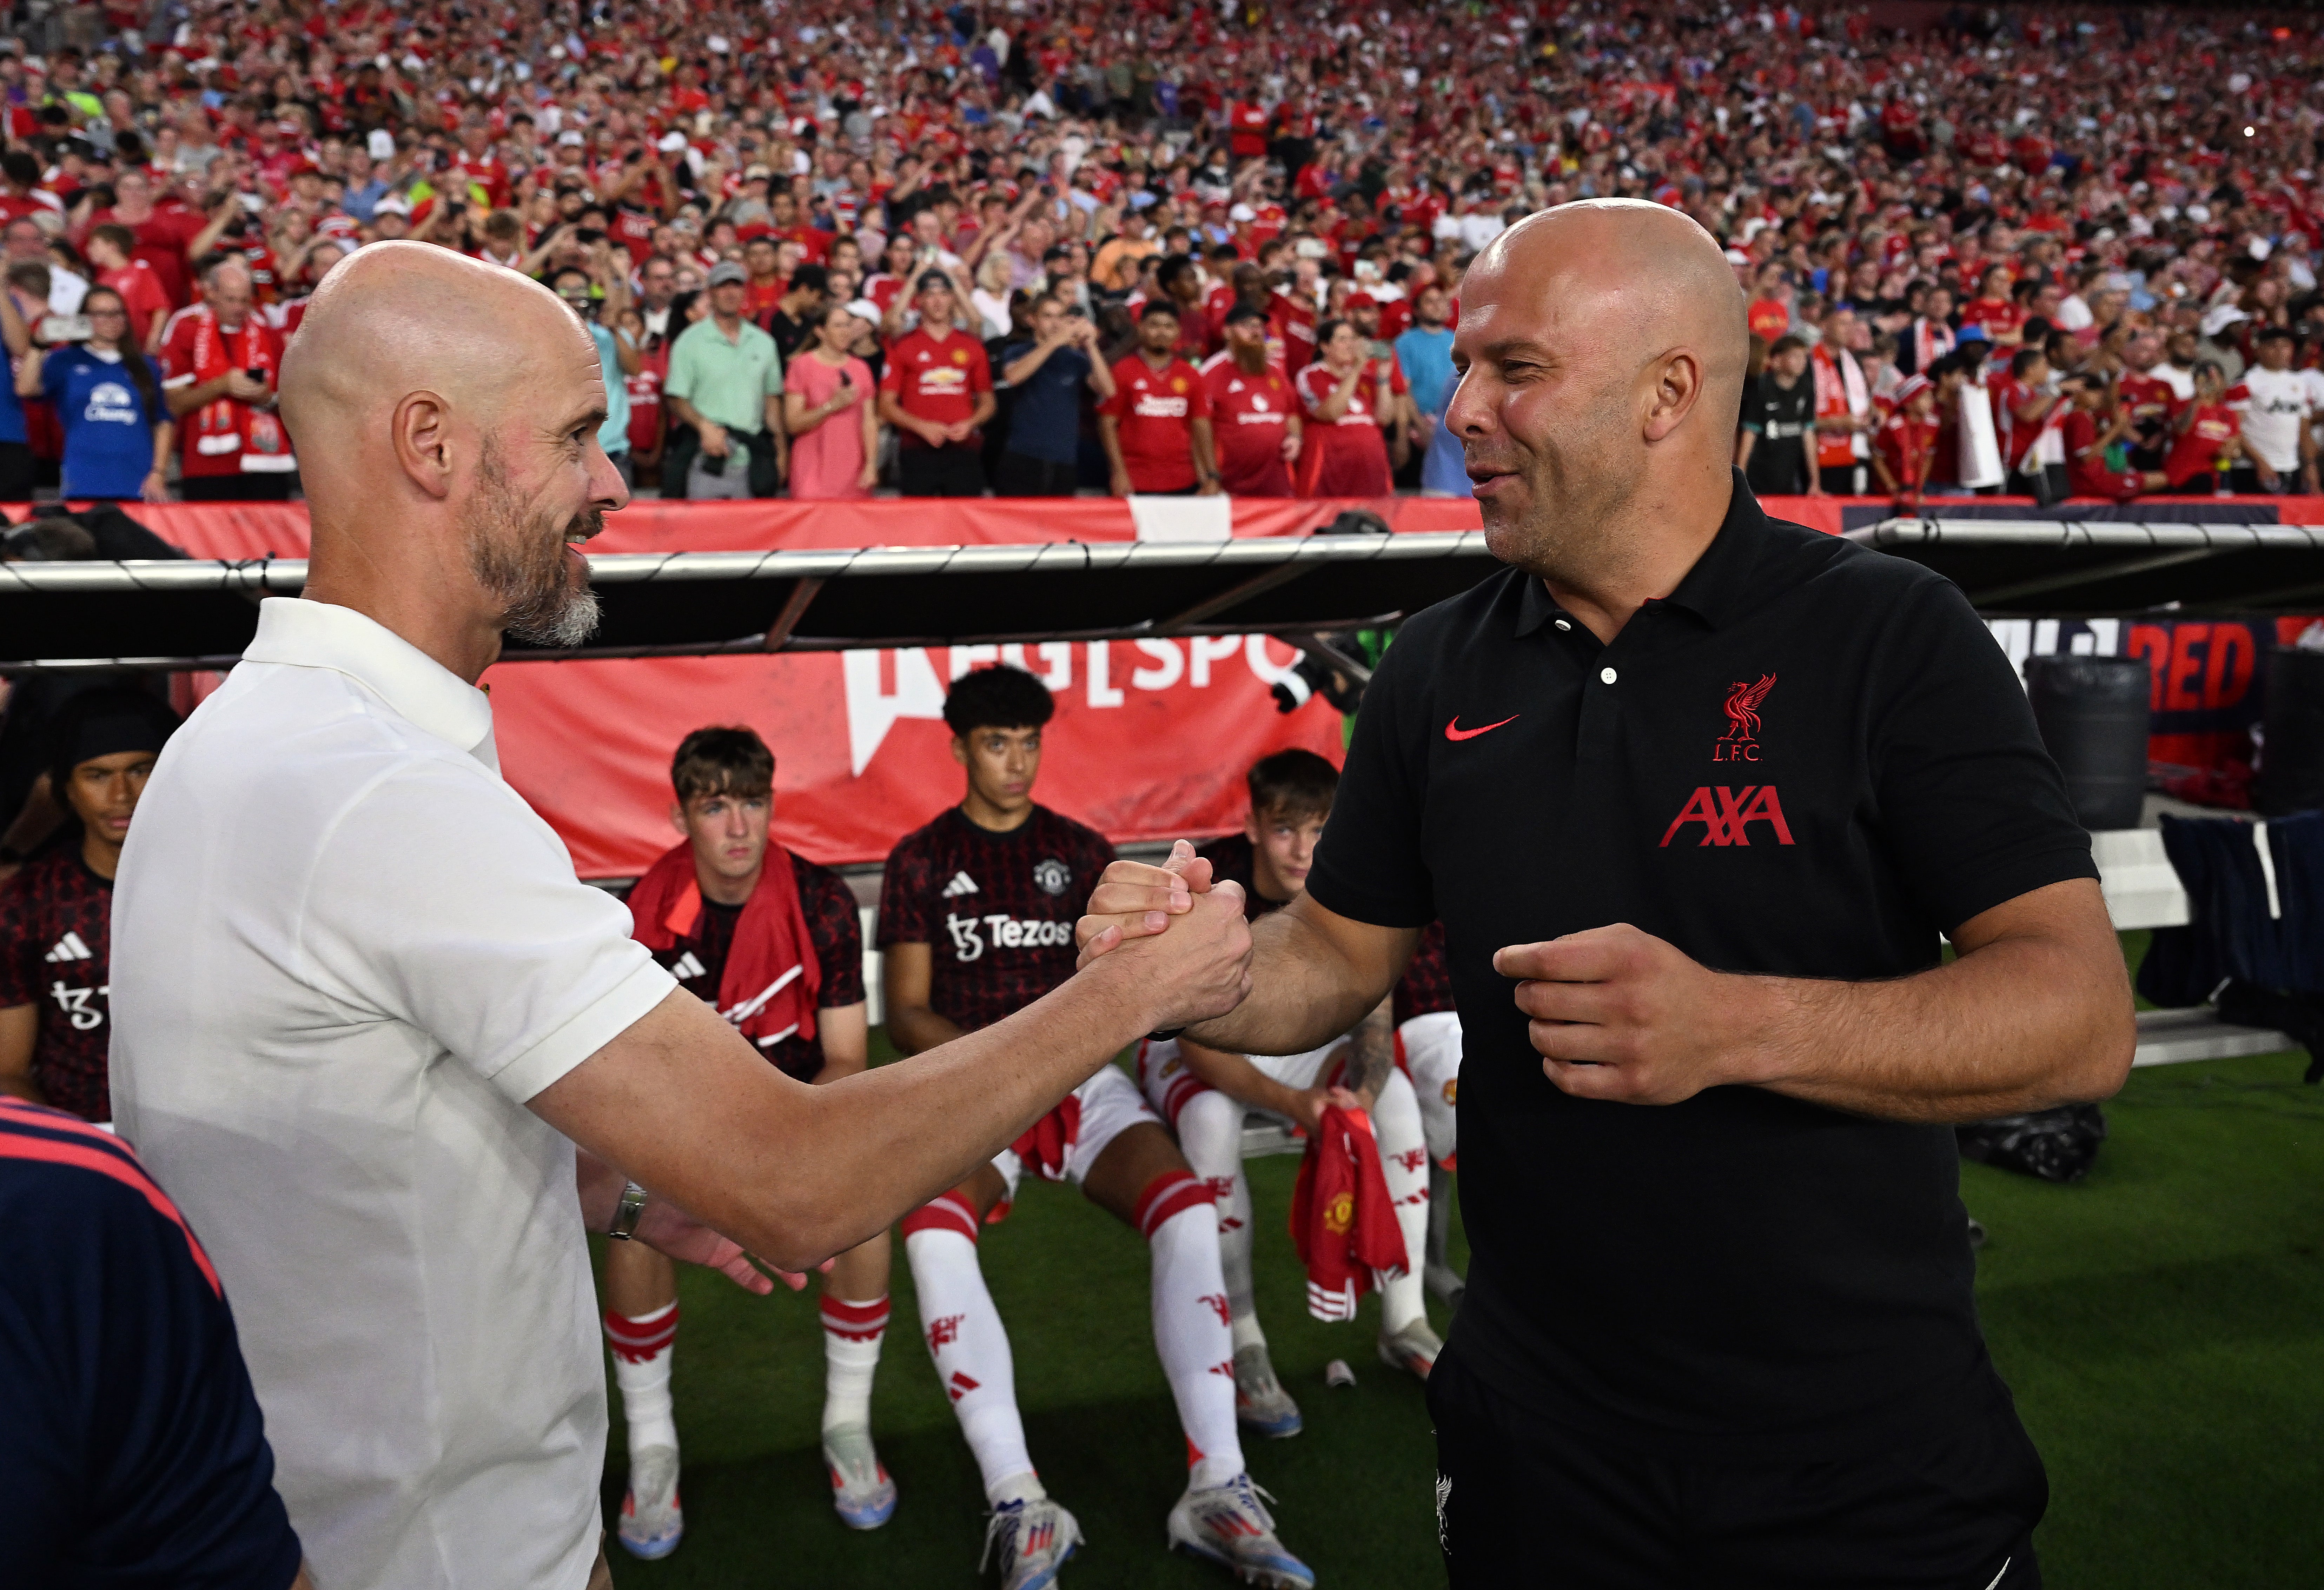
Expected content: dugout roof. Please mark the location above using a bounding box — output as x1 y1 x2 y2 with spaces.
1848 517 2324 615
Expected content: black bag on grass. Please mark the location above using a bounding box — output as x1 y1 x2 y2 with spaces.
1956 1104 2108 1183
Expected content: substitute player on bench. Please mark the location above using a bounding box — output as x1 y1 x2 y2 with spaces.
880 666 1313 1590
602 727 896 1558
1140 751 1441 1445
1393 921 1467 1310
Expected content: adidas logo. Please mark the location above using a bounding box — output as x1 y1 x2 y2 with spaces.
670 951 707 980
43 932 93 964
940 871 979 899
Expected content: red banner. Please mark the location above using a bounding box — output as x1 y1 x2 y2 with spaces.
486 639 1342 874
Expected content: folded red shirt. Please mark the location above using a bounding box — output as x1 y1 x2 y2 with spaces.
1289 1103 1406 1321
627 840 822 1050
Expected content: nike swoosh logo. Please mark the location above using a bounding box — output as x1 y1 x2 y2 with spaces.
1444 714 1518 741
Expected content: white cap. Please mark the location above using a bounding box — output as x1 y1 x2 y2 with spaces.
2201 304 2249 338
371 195 411 217
367 128 396 160
558 129 585 146
657 130 689 153
1228 202 1256 222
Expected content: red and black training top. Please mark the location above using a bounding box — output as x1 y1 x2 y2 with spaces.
642 851 866 1083
1194 832 1292 923
1392 920 1456 1025
878 805 1115 1034
0 847 118 1122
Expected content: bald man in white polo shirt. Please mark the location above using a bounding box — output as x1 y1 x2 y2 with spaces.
106 241 1255 1590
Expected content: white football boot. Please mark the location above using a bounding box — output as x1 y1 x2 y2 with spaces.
822 1423 898 1529
615 1445 683 1559
982 1494 1082 1590
1167 1471 1315 1588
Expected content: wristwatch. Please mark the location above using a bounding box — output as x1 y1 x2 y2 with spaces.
607 1180 649 1241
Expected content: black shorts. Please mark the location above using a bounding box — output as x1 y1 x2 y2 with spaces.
178 473 298 503
898 444 986 498
1429 1340 2045 1588
992 451 1078 497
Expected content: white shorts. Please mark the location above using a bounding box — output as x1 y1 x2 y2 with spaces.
1138 1035 1349 1129
991 1062 1159 1201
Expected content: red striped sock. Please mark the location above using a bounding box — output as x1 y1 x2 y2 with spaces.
1135 1169 1215 1240
603 1302 678 1364
901 1190 982 1244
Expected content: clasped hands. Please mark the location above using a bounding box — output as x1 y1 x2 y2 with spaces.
1078 847 1757 1107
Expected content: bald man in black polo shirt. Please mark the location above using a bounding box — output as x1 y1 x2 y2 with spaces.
1082 200 2135 1588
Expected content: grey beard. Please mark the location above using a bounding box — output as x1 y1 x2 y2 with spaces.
502 579 601 650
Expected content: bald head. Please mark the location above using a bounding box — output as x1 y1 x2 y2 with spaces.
280 241 596 455
1444 199 1752 603
1472 199 1750 422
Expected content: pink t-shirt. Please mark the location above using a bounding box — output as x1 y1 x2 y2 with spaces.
786 351 875 500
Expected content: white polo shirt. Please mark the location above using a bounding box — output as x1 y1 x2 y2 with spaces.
111 598 676 1590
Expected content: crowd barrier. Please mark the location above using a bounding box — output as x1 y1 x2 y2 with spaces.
16 493 2320 866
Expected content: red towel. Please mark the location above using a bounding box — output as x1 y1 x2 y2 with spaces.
1009 1095 1084 1184
1289 1104 1407 1322
627 841 821 1050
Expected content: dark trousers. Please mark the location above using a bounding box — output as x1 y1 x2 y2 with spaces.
1429 1342 2045 1588
992 451 1079 497
0 440 31 501
179 473 298 503
898 444 987 498
659 426 783 499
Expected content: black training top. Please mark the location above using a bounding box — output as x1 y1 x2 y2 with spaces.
1304 474 2094 1461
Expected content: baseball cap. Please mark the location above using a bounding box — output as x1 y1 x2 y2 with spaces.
370 194 411 217
1893 374 1933 403
706 260 748 286
1229 202 1256 222
558 129 585 146
657 130 689 153
1346 292 1377 310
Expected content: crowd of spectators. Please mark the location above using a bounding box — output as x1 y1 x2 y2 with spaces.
0 0 2322 505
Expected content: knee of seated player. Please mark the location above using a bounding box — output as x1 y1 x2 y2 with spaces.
1369 1066 1426 1150
1083 1119 1191 1225
926 1160 1012 1226
1174 1085 1249 1166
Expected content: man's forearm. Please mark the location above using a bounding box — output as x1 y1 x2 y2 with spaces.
1340 1001 1394 1099
1739 932 2134 1122
542 964 1166 1271
1185 900 1404 1057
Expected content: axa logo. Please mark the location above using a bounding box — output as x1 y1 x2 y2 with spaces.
1659 785 1795 847
1715 673 1776 762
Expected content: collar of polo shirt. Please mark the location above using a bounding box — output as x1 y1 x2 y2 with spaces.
1512 469 1774 639
242 597 497 765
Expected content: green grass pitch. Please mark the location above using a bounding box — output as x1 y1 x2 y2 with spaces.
597 1030 2324 1586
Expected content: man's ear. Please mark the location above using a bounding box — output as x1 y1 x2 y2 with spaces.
669 800 688 836
950 735 968 769
391 390 459 500
1243 807 1263 844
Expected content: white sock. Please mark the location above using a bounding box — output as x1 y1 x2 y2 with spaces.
1175 1087 1258 1329
1371 1070 1432 1334
820 1293 889 1434
604 1302 679 1461
902 1197 1035 1503
1137 1172 1245 1491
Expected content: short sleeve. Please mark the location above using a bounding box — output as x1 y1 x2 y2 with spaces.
1186 370 1212 419
1296 367 1325 416
39 348 69 403
0 875 35 1007
1304 634 1436 929
875 831 933 947
969 345 993 393
878 348 904 395
661 328 697 401
762 340 784 397
798 860 865 1007
299 764 678 1103
1868 576 2097 934
159 321 195 388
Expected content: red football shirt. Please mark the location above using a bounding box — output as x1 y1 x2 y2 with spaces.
1202 354 1297 493
89 206 206 308
100 261 171 348
2161 402 2240 487
880 326 994 441
1104 353 1211 492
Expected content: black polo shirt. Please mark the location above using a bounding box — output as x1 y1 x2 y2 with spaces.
1305 474 2093 1461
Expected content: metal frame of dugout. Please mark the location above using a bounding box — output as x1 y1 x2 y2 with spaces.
5 524 2308 1078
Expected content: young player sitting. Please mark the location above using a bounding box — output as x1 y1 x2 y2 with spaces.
880 666 1313 1590
1139 751 1443 1442
1393 922 1465 1309
602 727 898 1559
